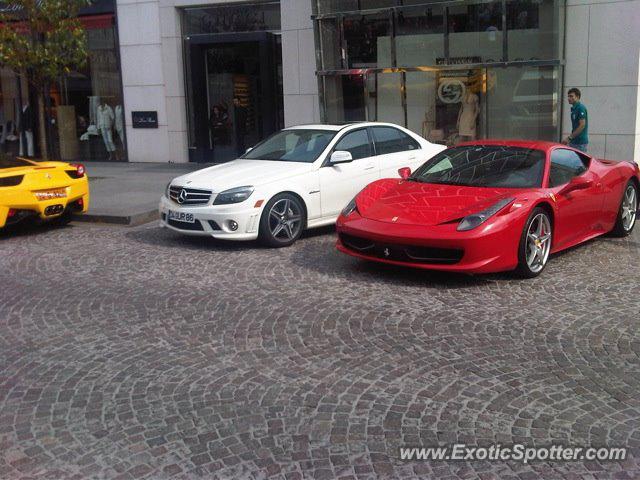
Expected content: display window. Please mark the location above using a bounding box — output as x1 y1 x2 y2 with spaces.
313 0 564 144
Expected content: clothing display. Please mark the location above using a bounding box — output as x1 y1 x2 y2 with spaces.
101 128 116 153
457 91 479 139
88 96 100 126
19 131 34 157
97 103 116 154
18 103 35 156
97 103 115 130
114 105 124 145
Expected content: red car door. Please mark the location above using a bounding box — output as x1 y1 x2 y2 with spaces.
547 148 603 250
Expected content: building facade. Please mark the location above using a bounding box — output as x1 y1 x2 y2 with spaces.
114 0 639 164
0 0 127 162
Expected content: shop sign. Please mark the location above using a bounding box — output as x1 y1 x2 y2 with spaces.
132 111 158 129
437 79 466 104
436 56 482 66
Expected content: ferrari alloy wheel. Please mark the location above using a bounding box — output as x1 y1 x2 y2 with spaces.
259 193 305 247
516 207 552 278
611 181 637 237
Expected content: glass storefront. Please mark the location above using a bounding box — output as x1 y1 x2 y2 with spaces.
183 2 284 163
0 1 126 161
313 0 564 145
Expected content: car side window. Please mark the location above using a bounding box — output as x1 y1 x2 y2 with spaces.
548 149 589 188
371 127 420 155
333 129 372 160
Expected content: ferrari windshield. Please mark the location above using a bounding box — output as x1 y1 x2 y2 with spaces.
242 129 336 163
410 145 546 188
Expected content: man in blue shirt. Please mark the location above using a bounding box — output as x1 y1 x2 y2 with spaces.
562 88 588 152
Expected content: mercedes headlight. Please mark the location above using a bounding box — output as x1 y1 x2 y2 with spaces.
457 197 514 231
341 196 359 217
213 186 254 205
165 181 172 198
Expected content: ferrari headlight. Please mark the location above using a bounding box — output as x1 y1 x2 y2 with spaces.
341 197 359 217
457 197 515 231
213 186 254 205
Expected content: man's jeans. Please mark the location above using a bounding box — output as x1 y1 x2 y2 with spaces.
569 142 588 153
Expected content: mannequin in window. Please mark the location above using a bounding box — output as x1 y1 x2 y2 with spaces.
114 104 124 148
18 102 35 157
456 89 479 142
97 98 116 160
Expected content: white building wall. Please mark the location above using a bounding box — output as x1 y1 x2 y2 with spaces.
117 0 316 163
116 0 173 163
281 0 321 126
563 0 640 162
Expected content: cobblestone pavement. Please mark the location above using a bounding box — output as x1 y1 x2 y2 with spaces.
1 221 640 480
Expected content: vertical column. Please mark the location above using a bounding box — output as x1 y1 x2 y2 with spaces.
281 0 320 126
116 0 171 162
563 0 640 162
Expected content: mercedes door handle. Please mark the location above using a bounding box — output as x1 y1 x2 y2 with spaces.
364 164 375 170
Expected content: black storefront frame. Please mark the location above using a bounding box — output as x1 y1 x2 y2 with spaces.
313 0 566 142
183 32 280 163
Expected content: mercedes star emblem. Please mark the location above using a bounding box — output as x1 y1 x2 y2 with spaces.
177 189 188 204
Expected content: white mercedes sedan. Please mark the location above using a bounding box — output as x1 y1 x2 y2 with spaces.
159 122 445 247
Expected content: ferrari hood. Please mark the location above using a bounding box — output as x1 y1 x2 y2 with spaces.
357 180 519 226
171 159 314 193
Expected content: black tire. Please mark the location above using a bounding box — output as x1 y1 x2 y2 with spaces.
514 207 552 279
258 193 306 248
610 180 638 237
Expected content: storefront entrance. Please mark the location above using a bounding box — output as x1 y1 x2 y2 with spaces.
314 0 563 145
185 32 283 163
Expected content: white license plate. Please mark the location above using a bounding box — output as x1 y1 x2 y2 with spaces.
168 210 195 223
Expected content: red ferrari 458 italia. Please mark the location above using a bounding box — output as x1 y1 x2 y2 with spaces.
336 141 639 277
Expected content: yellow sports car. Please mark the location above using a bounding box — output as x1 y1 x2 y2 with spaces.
0 156 89 229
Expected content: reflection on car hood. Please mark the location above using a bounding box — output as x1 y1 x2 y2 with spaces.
358 179 519 226
170 159 314 192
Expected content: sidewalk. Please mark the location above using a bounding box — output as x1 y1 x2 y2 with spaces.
75 162 210 226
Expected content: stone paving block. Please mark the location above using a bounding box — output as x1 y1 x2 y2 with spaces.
0 222 639 478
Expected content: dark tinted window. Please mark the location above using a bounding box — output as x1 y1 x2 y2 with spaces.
0 156 33 169
242 129 336 163
371 127 420 155
411 145 546 188
549 149 588 187
334 129 372 160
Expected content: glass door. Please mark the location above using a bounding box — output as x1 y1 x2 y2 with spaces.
185 32 281 163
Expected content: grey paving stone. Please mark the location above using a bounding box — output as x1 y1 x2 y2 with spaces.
0 222 639 478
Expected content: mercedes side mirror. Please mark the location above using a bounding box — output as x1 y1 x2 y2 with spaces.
330 151 353 164
398 167 412 180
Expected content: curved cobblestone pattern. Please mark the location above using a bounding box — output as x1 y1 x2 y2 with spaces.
1 222 639 479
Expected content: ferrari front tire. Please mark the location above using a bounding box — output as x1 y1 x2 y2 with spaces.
515 207 552 279
258 193 306 248
610 180 637 237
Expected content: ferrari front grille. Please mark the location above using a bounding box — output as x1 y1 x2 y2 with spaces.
340 234 463 265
